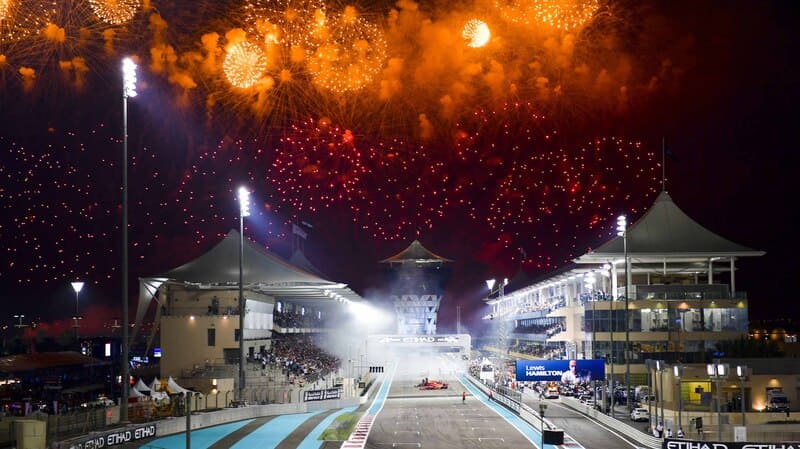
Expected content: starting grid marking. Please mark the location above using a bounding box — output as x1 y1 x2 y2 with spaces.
341 415 374 449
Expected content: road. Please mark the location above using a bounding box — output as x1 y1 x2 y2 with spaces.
364 355 648 449
523 393 644 449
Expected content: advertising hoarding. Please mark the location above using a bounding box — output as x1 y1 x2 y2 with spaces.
515 359 606 382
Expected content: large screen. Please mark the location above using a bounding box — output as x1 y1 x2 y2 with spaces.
515 359 606 382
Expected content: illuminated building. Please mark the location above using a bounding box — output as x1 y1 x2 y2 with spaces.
484 190 764 377
380 241 452 335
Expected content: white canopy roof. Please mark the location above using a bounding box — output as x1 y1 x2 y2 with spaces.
133 378 151 392
576 191 764 263
149 229 363 303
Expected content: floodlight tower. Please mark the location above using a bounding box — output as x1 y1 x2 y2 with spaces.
120 56 137 423
237 186 251 401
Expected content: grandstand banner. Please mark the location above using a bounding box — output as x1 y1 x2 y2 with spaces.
59 424 157 449
515 359 605 382
304 387 342 402
663 440 800 449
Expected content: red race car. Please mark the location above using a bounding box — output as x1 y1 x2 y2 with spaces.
418 380 449 390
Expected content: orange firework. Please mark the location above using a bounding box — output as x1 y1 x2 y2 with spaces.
88 0 140 25
495 0 599 30
532 0 600 31
306 5 386 93
223 41 268 89
243 0 326 51
1 0 9 22
462 19 491 48
0 0 57 42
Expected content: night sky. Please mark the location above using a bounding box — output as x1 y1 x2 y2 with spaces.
0 0 797 339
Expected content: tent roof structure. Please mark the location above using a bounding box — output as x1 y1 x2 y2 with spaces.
151 229 362 303
575 191 765 264
380 240 452 264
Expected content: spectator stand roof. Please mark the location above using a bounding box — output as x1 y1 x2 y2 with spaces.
133 230 364 347
483 191 766 319
380 240 453 265
148 229 363 303
575 190 765 264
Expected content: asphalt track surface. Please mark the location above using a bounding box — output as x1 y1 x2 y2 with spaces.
365 355 536 449
366 354 645 449
137 354 648 449
522 394 643 449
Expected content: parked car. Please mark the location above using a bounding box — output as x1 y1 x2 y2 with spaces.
630 407 650 422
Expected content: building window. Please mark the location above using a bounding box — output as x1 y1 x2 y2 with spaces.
235 329 241 342
207 328 216 346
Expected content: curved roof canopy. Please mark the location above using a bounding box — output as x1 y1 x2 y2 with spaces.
380 240 452 264
576 191 765 263
153 230 362 303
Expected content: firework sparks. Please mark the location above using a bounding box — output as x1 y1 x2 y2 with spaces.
532 0 600 31
243 0 326 50
88 0 140 25
462 19 490 48
223 41 268 88
306 6 387 93
0 0 57 42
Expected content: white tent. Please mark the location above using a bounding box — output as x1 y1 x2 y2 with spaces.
129 386 147 399
167 376 188 394
149 377 162 391
151 390 169 401
134 378 151 392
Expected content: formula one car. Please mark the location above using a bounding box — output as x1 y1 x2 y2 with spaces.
417 380 449 390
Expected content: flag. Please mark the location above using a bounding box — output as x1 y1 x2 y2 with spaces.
292 224 307 239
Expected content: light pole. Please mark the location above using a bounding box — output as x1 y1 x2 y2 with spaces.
237 186 251 402
486 278 508 352
673 364 684 436
736 365 747 428
584 272 596 360
13 314 25 329
70 281 84 341
539 403 547 449
617 214 631 411
707 361 728 441
120 56 137 423
652 360 665 433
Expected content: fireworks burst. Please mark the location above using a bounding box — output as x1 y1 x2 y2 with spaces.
532 0 600 31
243 0 326 50
462 19 490 48
0 0 57 42
306 6 387 93
88 0 140 25
495 0 600 31
223 41 268 88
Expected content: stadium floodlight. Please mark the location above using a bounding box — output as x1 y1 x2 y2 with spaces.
237 186 251 402
120 56 138 423
70 281 85 340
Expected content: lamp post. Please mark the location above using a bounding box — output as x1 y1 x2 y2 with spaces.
539 403 547 449
673 364 684 436
13 314 25 329
584 272 596 360
70 281 84 341
617 214 631 412
654 360 665 433
707 361 728 441
736 365 747 428
486 278 508 352
237 186 251 402
120 56 137 423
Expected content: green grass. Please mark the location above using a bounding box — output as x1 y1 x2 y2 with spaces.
319 412 363 440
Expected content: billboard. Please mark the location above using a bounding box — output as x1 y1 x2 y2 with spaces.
515 359 605 382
